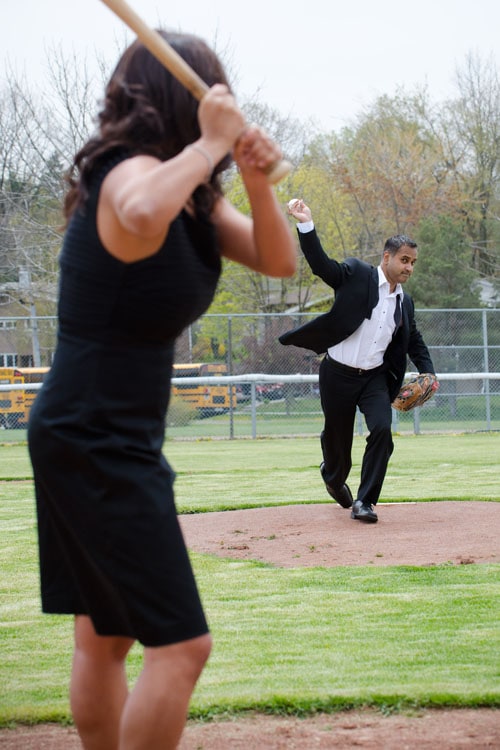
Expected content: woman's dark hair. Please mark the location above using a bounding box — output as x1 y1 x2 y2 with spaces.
64 31 232 223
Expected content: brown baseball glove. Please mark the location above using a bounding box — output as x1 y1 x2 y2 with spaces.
392 373 439 412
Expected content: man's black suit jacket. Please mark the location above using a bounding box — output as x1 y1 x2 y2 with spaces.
279 229 435 401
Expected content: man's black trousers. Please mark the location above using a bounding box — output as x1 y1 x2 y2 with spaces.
318 355 394 505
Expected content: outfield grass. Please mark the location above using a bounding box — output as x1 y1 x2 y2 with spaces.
0 433 499 725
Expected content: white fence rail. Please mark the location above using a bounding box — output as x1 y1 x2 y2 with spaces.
2 372 499 437
2 371 500 391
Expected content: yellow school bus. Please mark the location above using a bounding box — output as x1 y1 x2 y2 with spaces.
171 363 235 416
0 363 233 426
0 368 29 428
17 367 50 415
0 367 50 428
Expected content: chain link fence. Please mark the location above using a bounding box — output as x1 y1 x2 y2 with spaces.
0 309 499 438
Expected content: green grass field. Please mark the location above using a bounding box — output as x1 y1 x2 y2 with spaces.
0 433 499 726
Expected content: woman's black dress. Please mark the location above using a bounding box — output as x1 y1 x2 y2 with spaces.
28 152 221 647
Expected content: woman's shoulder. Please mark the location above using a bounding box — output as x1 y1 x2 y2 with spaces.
100 152 159 183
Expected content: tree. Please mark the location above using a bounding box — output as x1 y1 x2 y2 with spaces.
213 103 309 316
313 91 462 253
442 53 500 277
408 215 481 308
0 47 108 317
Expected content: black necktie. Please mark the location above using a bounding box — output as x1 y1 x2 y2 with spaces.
394 294 402 330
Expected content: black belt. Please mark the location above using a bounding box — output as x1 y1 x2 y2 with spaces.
325 354 382 376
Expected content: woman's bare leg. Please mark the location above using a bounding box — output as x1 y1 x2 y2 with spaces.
70 615 134 750
70 615 211 750
120 633 212 750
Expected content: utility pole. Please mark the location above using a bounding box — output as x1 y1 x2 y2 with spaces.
19 267 41 367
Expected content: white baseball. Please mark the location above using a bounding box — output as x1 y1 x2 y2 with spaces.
287 198 300 210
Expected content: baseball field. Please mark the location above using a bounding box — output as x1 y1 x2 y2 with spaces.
0 432 499 747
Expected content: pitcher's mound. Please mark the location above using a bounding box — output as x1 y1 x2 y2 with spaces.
180 500 500 567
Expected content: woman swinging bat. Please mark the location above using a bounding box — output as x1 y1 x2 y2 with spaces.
28 27 296 750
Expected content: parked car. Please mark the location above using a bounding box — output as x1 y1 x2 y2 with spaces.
256 383 285 400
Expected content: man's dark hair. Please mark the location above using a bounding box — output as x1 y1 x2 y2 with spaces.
383 235 417 256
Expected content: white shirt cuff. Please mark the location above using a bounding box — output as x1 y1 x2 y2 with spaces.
297 220 314 233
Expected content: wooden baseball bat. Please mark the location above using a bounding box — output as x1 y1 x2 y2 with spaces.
99 0 291 183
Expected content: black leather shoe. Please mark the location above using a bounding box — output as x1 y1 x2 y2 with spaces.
320 463 353 508
351 500 378 523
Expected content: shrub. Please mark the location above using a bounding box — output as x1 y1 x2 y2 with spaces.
166 395 197 426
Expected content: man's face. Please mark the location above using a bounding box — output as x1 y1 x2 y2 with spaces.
382 245 418 289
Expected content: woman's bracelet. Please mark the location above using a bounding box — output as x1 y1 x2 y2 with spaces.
188 143 214 183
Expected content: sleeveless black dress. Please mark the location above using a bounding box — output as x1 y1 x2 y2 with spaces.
28 151 221 647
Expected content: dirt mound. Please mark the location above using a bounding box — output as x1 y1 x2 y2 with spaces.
180 500 500 567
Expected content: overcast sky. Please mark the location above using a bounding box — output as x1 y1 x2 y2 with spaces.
2 0 499 132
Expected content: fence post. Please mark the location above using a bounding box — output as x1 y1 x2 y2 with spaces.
356 408 363 436
251 382 257 439
227 316 234 439
482 309 491 431
413 407 421 435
